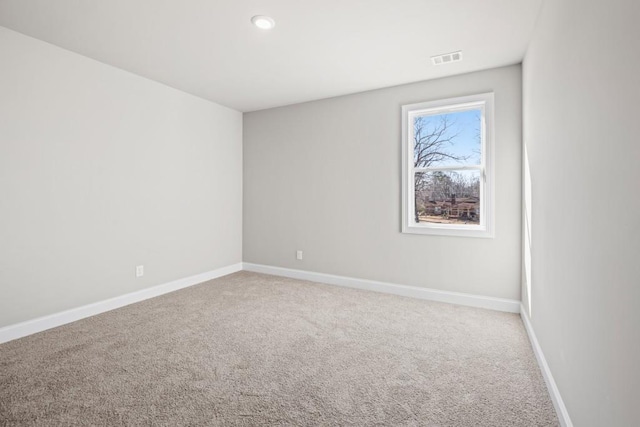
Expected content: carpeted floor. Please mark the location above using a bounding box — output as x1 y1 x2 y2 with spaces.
0 272 558 426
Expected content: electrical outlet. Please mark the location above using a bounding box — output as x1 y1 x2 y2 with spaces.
136 265 144 277
296 250 303 260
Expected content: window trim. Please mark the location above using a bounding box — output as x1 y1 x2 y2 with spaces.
401 92 495 238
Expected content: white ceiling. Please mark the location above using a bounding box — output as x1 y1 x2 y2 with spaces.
0 0 542 112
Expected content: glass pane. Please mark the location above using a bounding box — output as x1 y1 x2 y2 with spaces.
413 109 482 168
414 170 481 225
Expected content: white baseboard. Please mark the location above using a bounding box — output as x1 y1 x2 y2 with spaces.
0 261 520 344
520 304 573 427
243 263 520 313
0 262 243 344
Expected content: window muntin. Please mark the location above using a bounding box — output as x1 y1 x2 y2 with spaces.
402 93 494 238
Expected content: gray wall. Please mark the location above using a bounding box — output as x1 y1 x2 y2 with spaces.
0 27 243 327
244 65 522 300
522 0 640 425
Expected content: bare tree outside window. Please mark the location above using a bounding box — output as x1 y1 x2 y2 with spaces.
412 110 481 225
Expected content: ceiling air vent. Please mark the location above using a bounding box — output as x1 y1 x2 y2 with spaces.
431 51 463 65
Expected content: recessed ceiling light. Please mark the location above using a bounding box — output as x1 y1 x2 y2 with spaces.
251 15 275 30
431 51 463 65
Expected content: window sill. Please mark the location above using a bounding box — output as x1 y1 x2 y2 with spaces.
402 224 494 238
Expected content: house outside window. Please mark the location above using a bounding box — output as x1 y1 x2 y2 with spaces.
401 93 494 238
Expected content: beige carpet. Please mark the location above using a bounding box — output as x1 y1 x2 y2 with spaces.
0 272 558 426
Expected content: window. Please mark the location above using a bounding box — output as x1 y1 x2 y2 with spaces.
401 93 494 238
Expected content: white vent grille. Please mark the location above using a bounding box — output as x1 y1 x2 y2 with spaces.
431 51 463 65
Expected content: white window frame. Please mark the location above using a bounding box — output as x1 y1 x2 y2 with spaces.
401 92 495 238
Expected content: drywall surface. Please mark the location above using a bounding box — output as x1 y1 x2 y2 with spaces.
244 65 522 300
0 27 242 327
522 0 640 425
